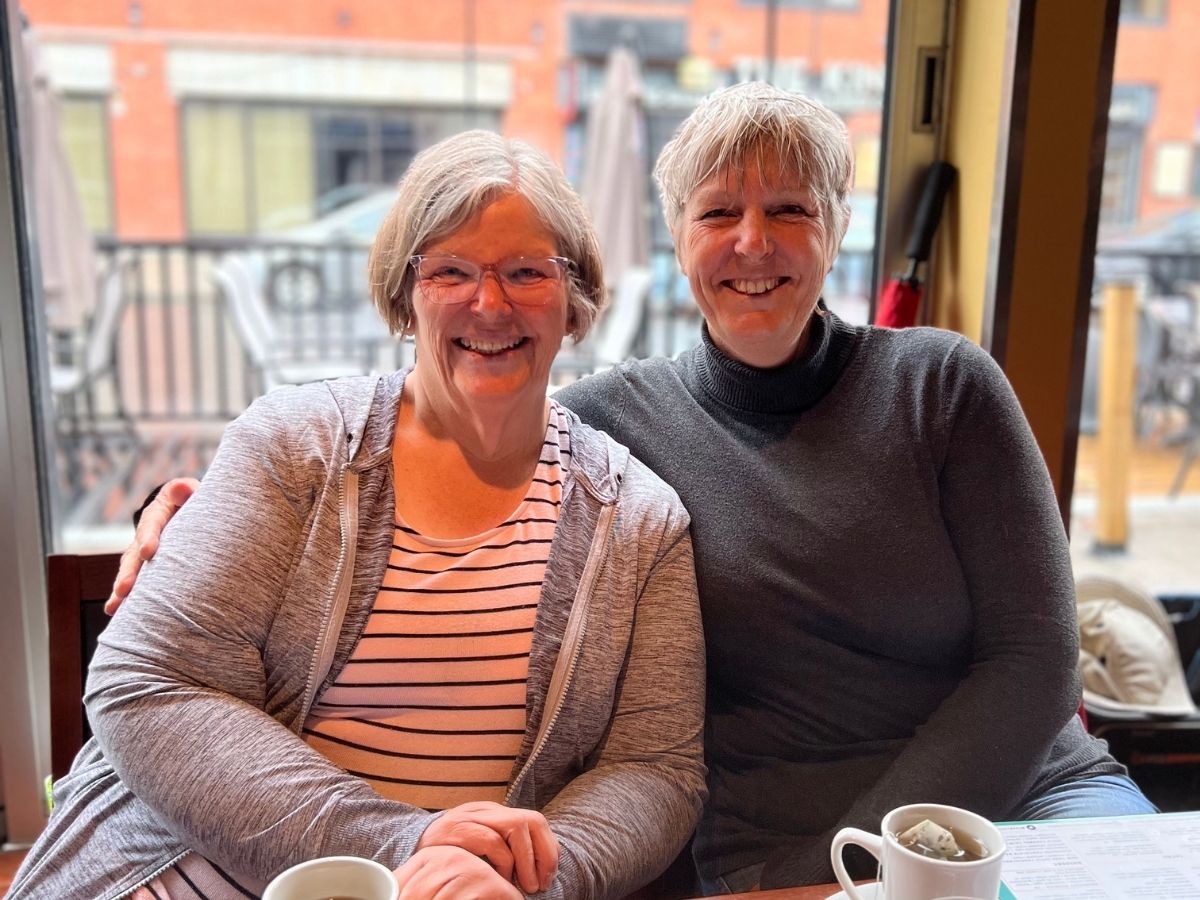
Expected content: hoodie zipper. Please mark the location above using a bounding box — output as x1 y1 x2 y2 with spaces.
301 466 361 717
505 499 617 803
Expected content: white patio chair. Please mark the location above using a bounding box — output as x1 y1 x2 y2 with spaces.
50 260 139 503
210 259 367 392
50 261 130 399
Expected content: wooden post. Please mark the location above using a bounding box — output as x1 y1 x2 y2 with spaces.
1093 282 1137 553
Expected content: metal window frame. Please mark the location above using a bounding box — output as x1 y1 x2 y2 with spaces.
872 0 955 322
0 0 55 847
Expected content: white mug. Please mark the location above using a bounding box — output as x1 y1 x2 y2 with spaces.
262 855 399 900
831 803 1005 900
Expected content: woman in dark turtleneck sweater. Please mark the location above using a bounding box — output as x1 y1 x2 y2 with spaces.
113 83 1155 893
558 82 1151 892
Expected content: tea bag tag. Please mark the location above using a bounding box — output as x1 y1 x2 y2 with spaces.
898 818 961 857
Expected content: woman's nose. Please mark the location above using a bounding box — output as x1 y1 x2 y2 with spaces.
734 210 772 259
471 269 512 314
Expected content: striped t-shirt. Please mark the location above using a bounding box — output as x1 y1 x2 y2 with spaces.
133 402 567 898
302 400 567 809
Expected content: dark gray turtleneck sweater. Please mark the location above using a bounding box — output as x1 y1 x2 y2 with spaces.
556 308 1121 887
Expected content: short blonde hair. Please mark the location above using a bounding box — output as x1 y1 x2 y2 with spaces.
654 82 854 257
368 130 606 341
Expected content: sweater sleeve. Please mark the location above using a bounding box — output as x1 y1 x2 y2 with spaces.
85 392 435 882
761 338 1082 888
539 494 708 900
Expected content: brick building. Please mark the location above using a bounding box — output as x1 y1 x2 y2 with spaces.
22 0 1196 243
25 0 888 242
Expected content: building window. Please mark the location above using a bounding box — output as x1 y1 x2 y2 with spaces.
1100 128 1142 228
1151 142 1191 198
182 102 499 235
252 107 315 231
184 102 250 234
1101 85 1155 227
61 95 113 234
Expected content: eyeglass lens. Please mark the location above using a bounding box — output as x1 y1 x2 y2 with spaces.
414 256 566 305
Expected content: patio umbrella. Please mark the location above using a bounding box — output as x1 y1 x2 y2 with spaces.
579 45 650 287
20 25 98 333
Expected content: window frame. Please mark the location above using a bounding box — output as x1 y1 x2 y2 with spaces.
0 0 56 844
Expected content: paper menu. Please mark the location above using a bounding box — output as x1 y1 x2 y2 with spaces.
996 812 1200 899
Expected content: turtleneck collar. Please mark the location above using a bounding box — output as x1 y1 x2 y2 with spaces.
694 302 859 415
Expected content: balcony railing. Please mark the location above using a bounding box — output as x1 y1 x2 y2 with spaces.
47 236 869 536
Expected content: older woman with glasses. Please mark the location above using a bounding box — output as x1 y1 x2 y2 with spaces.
10 130 705 900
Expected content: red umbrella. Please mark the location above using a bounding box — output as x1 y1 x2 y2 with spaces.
874 161 956 328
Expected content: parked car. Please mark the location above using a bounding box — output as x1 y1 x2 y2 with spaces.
219 188 397 313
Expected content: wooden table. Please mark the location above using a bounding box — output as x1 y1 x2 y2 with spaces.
722 884 845 899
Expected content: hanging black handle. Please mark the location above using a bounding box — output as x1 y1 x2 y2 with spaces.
904 161 957 264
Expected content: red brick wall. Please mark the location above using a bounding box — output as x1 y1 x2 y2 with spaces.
108 42 183 239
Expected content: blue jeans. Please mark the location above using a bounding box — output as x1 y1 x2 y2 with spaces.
1007 773 1158 820
699 775 1156 895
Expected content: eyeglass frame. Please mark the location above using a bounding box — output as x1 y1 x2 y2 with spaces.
408 254 575 306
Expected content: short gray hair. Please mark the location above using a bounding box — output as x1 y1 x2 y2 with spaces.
368 130 606 341
653 82 854 257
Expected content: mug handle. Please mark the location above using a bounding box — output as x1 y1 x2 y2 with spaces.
831 827 883 900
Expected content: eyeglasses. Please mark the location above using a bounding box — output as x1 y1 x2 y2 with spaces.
409 254 572 306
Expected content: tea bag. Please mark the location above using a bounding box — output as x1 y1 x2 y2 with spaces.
897 818 962 860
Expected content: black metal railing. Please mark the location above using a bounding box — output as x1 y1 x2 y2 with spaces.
48 237 871 532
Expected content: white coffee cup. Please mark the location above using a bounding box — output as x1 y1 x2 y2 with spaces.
262 855 399 900
831 803 1005 900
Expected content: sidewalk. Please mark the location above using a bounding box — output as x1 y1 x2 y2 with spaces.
1070 494 1200 595
1069 433 1200 595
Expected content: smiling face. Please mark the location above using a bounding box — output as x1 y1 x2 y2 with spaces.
410 192 569 413
675 152 836 369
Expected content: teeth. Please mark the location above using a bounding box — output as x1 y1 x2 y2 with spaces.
730 278 782 295
459 337 523 354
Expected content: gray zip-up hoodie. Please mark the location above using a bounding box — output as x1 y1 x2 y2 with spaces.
12 370 706 900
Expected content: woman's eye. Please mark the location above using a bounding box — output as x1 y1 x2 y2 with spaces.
508 267 547 284
774 204 812 218
431 266 470 281
700 208 734 220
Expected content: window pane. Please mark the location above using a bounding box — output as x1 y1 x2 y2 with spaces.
1079 4 1200 626
315 112 371 200
60 97 111 233
252 107 315 231
380 118 416 186
20 1 889 548
185 104 248 234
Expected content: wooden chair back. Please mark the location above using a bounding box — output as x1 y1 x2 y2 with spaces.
46 552 121 780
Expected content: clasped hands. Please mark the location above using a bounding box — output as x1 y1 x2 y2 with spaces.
396 802 560 899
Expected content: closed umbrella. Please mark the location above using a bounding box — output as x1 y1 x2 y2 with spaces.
874 161 956 329
21 24 98 333
579 45 650 286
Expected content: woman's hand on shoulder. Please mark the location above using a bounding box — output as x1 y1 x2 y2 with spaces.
394 845 524 900
416 801 558 894
105 477 200 614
